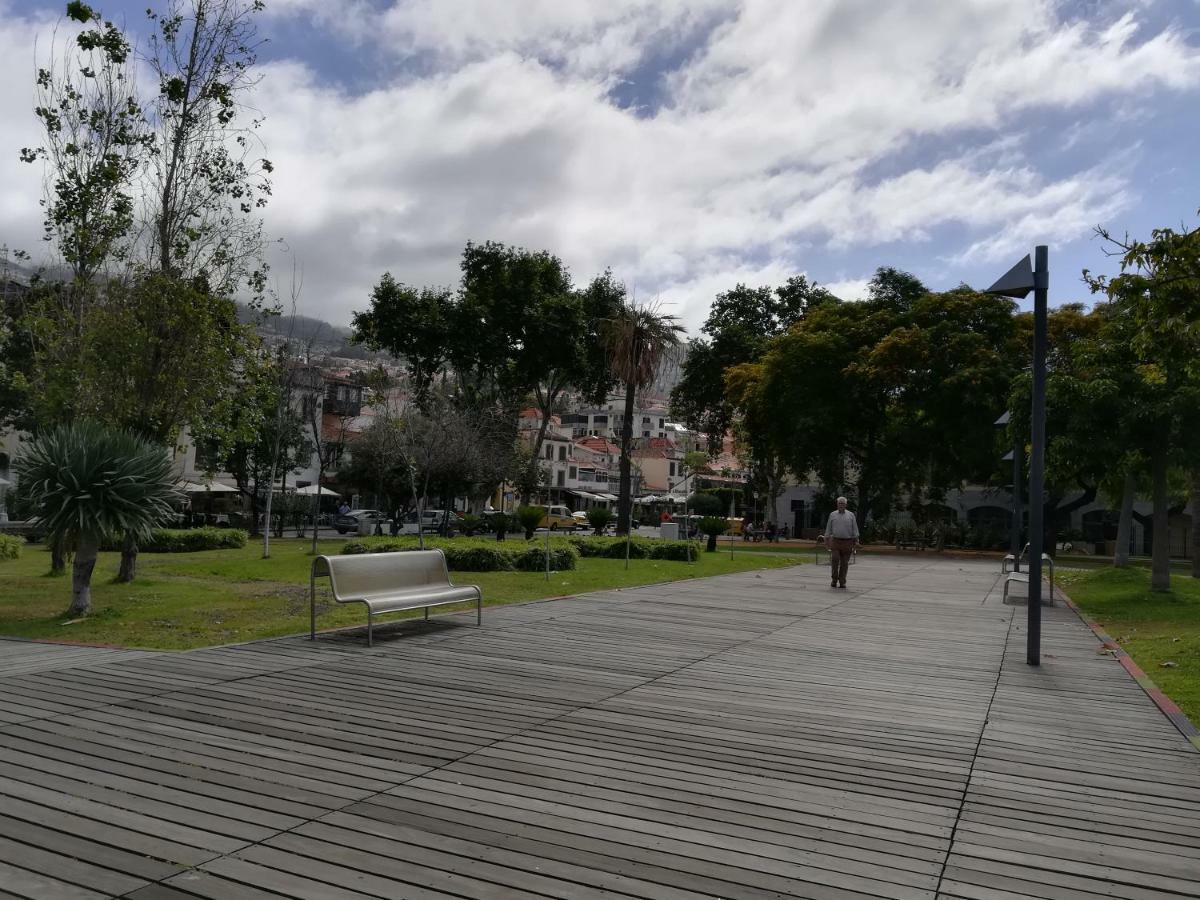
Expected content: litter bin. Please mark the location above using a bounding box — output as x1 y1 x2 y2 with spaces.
357 518 373 537
660 522 679 541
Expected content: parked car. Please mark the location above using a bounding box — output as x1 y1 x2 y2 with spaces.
399 509 463 536
333 509 388 534
538 505 578 531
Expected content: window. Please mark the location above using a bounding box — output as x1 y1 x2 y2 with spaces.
641 416 650 424
545 445 553 459
669 462 676 477
642 431 650 438
659 418 664 428
557 471 565 486
569 466 577 479
558 445 567 461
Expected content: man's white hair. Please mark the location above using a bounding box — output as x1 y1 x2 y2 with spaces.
836 496 847 503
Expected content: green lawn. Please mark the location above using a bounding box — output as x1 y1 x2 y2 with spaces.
0 538 800 650
1059 567 1200 725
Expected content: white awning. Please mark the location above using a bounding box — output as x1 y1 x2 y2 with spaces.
596 492 618 502
180 479 238 493
292 484 340 496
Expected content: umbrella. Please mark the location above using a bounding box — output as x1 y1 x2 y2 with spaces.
293 484 340 496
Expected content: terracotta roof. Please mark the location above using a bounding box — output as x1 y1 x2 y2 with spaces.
574 436 621 454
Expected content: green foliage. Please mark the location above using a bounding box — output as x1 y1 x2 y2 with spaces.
698 516 728 537
568 536 700 561
14 421 179 546
0 534 22 561
516 505 544 539
340 536 578 572
687 492 724 517
459 514 483 536
585 507 614 535
103 527 247 553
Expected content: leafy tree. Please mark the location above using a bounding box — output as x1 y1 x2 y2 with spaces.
603 301 684 534
15 422 178 616
686 491 723 517
352 275 453 404
1087 221 1200 588
21 3 149 284
77 273 261 579
516 506 544 540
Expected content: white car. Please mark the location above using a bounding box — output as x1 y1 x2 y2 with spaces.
399 509 462 535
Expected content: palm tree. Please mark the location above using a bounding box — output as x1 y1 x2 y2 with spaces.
15 422 179 617
603 300 684 535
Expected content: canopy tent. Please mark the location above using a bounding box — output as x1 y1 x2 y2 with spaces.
180 479 238 493
594 492 618 502
636 495 661 504
292 484 340 496
568 489 599 501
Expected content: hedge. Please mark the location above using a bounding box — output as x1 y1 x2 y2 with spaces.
102 527 248 553
341 536 579 572
569 536 701 561
0 533 21 561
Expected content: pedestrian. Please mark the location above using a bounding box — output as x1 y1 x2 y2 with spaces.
824 496 860 589
337 501 350 517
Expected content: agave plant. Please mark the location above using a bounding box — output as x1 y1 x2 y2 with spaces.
15 422 180 616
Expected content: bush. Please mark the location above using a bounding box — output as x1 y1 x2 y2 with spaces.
586 507 614 535
649 540 701 561
0 533 22 561
512 545 579 571
516 506 544 540
102 527 248 553
459 514 484 537
698 516 728 552
340 536 578 572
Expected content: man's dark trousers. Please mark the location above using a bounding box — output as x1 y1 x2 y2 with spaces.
830 538 855 587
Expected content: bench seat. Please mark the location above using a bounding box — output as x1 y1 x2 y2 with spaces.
310 549 482 646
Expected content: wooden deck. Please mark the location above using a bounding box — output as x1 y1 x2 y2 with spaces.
0 557 1196 899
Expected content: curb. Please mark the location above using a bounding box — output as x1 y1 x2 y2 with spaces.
1058 585 1200 752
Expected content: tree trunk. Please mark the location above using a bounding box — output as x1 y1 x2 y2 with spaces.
706 532 718 553
117 531 137 583
616 379 636 536
1150 444 1170 592
50 535 67 576
1191 472 1200 579
1114 469 1135 568
248 488 261 537
68 535 100 617
310 474 322 556
261 483 275 559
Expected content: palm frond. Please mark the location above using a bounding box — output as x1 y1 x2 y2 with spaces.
603 298 685 390
15 421 181 545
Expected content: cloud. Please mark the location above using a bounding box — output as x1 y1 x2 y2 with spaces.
2 0 1198 333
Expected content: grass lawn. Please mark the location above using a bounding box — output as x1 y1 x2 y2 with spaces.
1059 566 1200 725
0 537 800 650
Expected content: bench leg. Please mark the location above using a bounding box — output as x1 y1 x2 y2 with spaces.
424 606 429 621
477 594 482 627
309 572 316 641
367 609 373 648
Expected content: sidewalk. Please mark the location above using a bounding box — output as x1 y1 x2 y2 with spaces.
0 556 1196 898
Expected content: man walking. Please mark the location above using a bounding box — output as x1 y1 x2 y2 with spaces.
824 496 859 589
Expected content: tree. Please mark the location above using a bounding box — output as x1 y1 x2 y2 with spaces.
586 507 613 535
698 516 728 552
1087 221 1200 589
352 275 453 405
603 301 684 534
143 0 273 295
77 273 261 580
15 422 177 616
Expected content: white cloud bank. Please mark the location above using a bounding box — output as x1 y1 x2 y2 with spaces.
3 0 1198 328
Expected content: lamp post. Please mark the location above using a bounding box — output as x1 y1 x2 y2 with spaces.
986 246 1048 666
995 412 1022 572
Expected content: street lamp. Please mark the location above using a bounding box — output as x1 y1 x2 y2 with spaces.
986 246 1048 667
995 411 1022 572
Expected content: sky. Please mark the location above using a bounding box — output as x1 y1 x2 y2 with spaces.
1 0 1198 332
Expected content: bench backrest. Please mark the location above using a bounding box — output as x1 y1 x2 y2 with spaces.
313 550 451 601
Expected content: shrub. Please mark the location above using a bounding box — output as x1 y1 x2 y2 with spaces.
516 506 544 540
512 545 579 572
586 507 614 535
698 516 728 552
0 533 22 561
488 513 510 541
459 514 484 537
340 536 578 571
101 527 248 553
649 540 701 561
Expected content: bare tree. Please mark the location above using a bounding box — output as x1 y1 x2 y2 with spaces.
141 0 272 295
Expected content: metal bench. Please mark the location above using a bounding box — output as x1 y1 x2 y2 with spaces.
309 549 482 646
1002 553 1055 606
